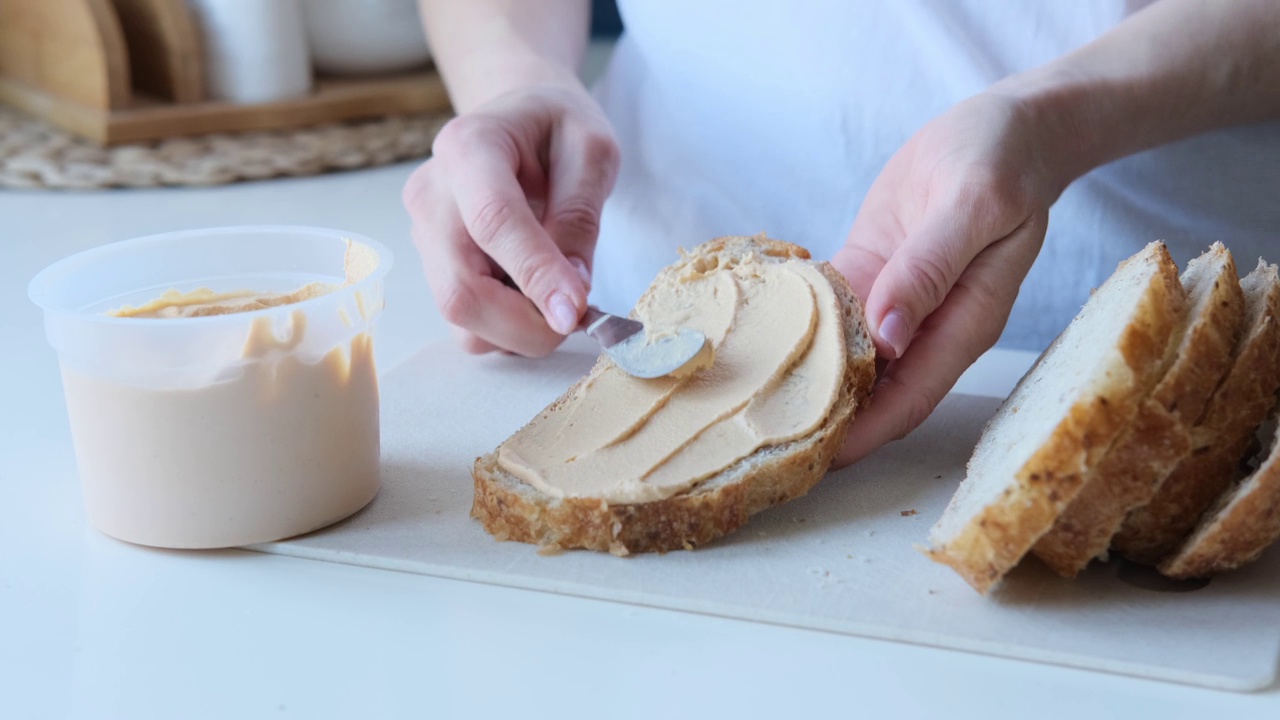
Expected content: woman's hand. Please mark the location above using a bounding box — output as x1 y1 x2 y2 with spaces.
831 0 1280 465
833 91 1067 465
403 81 620 356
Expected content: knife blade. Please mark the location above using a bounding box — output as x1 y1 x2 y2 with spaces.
581 305 712 379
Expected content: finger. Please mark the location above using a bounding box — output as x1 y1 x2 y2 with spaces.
835 216 1044 467
432 269 567 358
830 166 909 304
415 219 566 357
401 160 432 213
434 120 588 335
861 207 997 360
543 126 620 281
830 243 886 306
451 326 499 355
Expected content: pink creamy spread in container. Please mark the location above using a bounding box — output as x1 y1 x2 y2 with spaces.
28 226 392 548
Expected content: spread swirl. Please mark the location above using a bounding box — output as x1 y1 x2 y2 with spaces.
498 251 846 504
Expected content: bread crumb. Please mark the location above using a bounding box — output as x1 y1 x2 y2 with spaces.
900 509 919 517
809 567 843 588
846 554 853 559
537 544 565 557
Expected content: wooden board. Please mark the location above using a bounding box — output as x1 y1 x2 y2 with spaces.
109 0 204 103
0 0 130 110
255 337 1280 692
0 70 452 145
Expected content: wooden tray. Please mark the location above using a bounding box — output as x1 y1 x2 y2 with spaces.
0 0 451 145
255 337 1280 692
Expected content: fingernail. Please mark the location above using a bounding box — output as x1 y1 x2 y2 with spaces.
879 309 911 359
547 292 580 335
568 256 592 287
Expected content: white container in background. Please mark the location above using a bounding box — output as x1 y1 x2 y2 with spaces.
304 0 432 76
28 227 393 549
187 0 313 103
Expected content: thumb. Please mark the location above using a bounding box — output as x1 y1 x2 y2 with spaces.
863 213 987 360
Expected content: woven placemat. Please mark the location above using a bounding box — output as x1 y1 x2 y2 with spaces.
0 106 450 190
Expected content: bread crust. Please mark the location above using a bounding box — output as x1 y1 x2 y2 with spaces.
1150 245 1244 423
1160 433 1280 578
1031 399 1191 577
1114 261 1280 564
1031 246 1241 577
471 235 876 555
927 242 1184 593
1158 262 1280 579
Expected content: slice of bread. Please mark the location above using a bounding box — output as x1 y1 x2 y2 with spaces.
1114 260 1280 563
1161 408 1280 578
1031 245 1241 577
925 242 1183 594
471 235 877 555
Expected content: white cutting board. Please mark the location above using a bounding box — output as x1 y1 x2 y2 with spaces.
253 337 1280 691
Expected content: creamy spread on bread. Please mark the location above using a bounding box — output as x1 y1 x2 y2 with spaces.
109 239 378 318
497 251 846 504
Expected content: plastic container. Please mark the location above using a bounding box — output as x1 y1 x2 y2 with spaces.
28 226 393 549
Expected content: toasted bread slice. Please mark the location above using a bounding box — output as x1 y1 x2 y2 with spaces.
1161 408 1280 578
471 235 876 555
1114 260 1280 563
926 242 1183 594
1032 244 1242 577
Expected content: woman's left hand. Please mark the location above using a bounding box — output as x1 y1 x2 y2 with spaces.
832 90 1066 466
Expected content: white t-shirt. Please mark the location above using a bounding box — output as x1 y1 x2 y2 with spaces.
589 0 1280 350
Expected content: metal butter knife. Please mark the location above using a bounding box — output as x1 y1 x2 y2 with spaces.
581 305 711 379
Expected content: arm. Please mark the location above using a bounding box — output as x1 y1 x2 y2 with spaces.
406 1 619 356
419 0 590 112
1005 0 1280 199
836 0 1280 464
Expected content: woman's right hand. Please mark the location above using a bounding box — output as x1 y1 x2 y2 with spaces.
403 81 620 356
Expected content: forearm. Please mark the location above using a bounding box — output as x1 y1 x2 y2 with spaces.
993 0 1280 194
418 0 591 113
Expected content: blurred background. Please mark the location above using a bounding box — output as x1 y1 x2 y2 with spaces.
592 0 623 38
0 0 628 190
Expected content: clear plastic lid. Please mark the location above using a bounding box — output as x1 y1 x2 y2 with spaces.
29 225 393 387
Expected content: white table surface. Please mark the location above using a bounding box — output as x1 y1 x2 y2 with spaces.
2 165 1276 719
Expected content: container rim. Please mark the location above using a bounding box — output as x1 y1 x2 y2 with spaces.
27 225 394 327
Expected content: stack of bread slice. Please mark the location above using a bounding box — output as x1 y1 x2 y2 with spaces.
927 242 1280 594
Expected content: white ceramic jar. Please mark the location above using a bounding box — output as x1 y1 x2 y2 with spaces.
187 0 313 103
304 0 432 76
